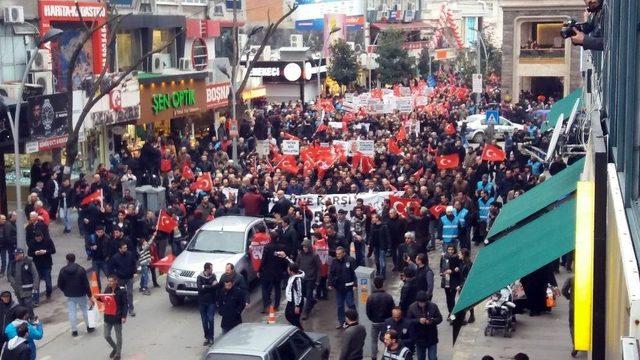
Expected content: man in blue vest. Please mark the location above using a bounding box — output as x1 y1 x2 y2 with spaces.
475 174 495 198
452 201 470 250
475 190 494 245
438 207 461 253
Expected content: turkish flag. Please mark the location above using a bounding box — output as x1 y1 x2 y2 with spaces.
151 253 175 274
273 154 299 175
97 294 117 316
191 172 213 192
371 88 383 100
182 165 195 180
429 204 446 218
157 210 178 233
436 153 460 170
313 124 329 137
81 190 103 206
481 144 506 162
412 167 424 179
388 139 402 155
445 123 456 136
343 112 355 123
389 195 421 218
397 126 407 141
283 132 300 141
352 152 374 174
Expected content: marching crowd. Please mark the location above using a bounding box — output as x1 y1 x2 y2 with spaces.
0 69 574 360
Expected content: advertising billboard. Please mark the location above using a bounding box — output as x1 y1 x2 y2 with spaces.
294 0 364 22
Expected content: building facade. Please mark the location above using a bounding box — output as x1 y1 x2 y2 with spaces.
500 0 584 100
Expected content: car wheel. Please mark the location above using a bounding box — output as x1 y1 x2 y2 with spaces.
169 292 184 306
473 132 485 143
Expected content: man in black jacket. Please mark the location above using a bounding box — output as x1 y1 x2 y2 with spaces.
335 210 353 252
196 262 218 345
295 239 321 319
279 218 299 260
385 209 407 272
259 241 288 313
109 243 137 317
57 253 95 336
97 275 128 360
366 276 395 359
87 226 115 291
270 190 293 219
328 246 357 328
27 232 55 304
0 215 16 277
338 309 366 360
399 267 418 314
415 254 435 300
0 291 18 348
407 291 443 360
217 278 246 334
369 213 390 279
383 307 415 352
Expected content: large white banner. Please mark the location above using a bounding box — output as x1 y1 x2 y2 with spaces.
268 191 397 222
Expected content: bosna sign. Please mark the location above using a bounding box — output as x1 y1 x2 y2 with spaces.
152 89 196 115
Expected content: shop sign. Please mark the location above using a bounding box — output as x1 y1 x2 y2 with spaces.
250 67 281 77
206 82 230 109
90 73 140 126
152 89 196 115
39 1 108 75
27 93 69 152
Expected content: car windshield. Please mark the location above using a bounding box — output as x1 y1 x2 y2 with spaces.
187 230 245 254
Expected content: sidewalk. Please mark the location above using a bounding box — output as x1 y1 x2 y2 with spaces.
452 269 579 360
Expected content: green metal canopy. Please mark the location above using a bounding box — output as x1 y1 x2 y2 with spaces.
453 197 576 313
487 157 584 240
541 88 583 131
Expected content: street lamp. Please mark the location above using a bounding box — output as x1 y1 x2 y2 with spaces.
4 26 62 249
318 26 341 98
468 27 489 106
368 33 380 91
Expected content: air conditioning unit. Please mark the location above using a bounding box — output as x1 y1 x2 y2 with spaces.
238 34 248 51
346 42 355 51
290 34 304 48
403 10 415 22
0 83 21 99
381 11 389 20
151 53 172 73
178 58 193 71
406 3 414 11
262 45 272 60
3 6 24 24
207 2 225 18
28 49 52 72
28 72 53 94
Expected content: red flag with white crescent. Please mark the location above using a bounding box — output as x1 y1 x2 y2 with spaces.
429 204 446 218
389 195 421 218
157 210 178 234
273 153 299 175
388 139 402 155
481 144 506 162
435 153 460 170
397 126 407 141
182 165 195 180
190 172 213 192
81 190 103 206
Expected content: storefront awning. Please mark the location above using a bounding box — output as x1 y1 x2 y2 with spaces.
542 88 583 131
487 157 584 240
453 197 576 313
371 22 432 31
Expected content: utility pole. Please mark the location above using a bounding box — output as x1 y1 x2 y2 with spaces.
230 0 239 164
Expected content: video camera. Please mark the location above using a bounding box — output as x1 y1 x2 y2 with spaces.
560 19 587 39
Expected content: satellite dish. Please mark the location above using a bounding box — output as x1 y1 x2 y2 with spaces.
545 113 565 162
563 99 581 135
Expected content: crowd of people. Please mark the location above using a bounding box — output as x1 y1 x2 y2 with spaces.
0 69 578 359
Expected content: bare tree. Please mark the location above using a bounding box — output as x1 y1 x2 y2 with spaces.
62 4 182 175
229 2 298 112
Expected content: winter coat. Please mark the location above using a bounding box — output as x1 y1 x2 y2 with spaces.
295 249 321 283
7 259 38 300
0 222 16 251
100 285 128 324
406 301 443 346
109 250 137 280
328 255 357 292
217 286 246 331
368 222 390 251
1 336 31 360
399 278 419 314
365 289 395 323
259 242 289 281
0 294 17 344
57 263 92 298
383 317 414 346
439 254 462 289
4 319 42 360
338 323 366 360
26 238 56 270
415 265 435 300
196 271 218 305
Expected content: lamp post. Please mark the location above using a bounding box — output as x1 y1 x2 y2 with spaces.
468 27 488 107
4 26 62 249
319 26 341 98
368 33 380 91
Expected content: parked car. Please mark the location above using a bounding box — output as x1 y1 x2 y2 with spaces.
205 323 331 360
458 114 525 143
166 216 269 306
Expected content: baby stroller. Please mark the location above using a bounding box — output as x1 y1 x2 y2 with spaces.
484 286 517 337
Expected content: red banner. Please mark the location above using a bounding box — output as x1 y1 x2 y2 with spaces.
429 204 446 218
81 190 103 206
157 210 178 233
481 144 506 162
436 153 460 170
389 195 421 218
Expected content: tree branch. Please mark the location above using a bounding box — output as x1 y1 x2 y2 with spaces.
235 3 298 99
89 14 128 105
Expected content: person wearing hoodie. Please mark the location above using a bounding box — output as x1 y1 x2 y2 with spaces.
295 239 321 319
7 249 38 316
284 262 305 329
4 307 42 360
57 253 95 336
0 292 17 348
196 262 218 346
2 323 30 360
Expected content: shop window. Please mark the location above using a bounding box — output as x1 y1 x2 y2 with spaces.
215 28 234 60
153 29 177 66
116 31 142 71
0 24 29 84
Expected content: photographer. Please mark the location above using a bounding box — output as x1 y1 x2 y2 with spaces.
568 0 604 50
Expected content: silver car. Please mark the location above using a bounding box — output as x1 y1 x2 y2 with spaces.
165 216 267 306
205 323 331 360
458 114 525 143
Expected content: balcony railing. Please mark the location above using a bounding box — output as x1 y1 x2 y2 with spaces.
519 48 565 58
